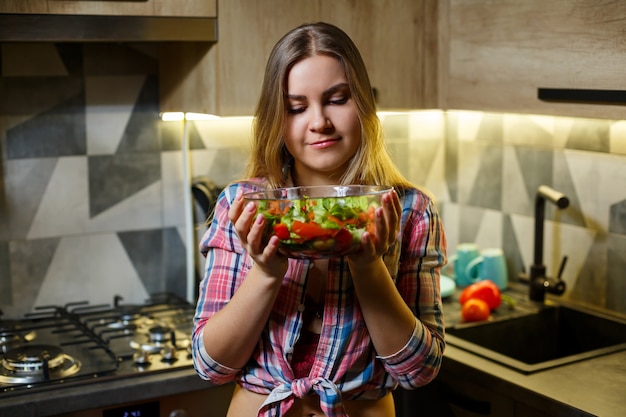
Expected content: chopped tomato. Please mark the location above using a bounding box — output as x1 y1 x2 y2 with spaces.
366 220 376 236
333 228 353 252
273 223 290 240
266 201 283 215
291 221 334 240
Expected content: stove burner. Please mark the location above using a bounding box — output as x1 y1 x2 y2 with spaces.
0 327 36 353
0 344 81 384
0 293 194 397
129 325 190 355
149 325 172 343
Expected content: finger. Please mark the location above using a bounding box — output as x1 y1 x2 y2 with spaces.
390 189 402 221
373 206 391 253
233 201 259 247
360 231 377 255
384 191 402 243
261 235 281 258
385 191 401 223
246 213 267 254
227 191 245 224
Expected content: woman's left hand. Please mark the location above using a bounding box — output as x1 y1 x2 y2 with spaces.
350 189 402 263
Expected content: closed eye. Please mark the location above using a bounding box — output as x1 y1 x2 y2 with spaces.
287 106 306 114
286 83 351 114
329 96 349 105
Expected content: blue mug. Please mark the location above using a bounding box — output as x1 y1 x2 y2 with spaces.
465 248 508 290
444 243 480 288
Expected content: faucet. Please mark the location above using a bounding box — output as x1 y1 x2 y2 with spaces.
522 185 570 302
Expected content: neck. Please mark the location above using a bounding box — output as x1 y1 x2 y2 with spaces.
291 164 344 187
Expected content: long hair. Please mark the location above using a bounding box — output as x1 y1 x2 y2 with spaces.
245 22 413 191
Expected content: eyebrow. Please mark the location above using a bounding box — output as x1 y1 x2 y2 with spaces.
286 83 350 101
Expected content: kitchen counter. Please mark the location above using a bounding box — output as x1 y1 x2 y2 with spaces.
441 344 626 416
438 286 626 417
0 367 232 417
2 288 625 417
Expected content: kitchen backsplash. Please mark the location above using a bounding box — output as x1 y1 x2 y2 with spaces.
0 43 249 316
1 43 625 317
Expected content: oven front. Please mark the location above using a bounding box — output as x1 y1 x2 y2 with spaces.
55 383 235 417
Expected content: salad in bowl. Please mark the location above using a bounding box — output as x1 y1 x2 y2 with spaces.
244 185 392 259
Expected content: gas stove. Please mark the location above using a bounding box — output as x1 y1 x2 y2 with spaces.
0 293 195 397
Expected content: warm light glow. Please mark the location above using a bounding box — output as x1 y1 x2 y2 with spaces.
376 111 410 117
160 112 221 121
160 112 185 121
185 112 220 121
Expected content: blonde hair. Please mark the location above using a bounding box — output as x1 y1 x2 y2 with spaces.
245 22 413 191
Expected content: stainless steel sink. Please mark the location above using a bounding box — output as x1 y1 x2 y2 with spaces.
446 303 626 374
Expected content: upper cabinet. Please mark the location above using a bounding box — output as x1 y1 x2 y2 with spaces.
203 1 320 116
319 1 440 111
441 0 626 119
0 0 216 17
160 0 436 115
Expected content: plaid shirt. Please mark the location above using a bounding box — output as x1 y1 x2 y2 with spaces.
192 181 446 417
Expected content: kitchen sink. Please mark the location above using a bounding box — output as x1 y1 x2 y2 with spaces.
446 303 626 374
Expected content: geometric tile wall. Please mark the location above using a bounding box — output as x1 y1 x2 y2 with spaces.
455 112 626 313
1 43 625 317
386 111 626 314
0 43 248 317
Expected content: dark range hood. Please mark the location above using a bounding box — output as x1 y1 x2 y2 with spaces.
0 13 217 42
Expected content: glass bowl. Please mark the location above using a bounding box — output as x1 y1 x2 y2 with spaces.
244 185 391 259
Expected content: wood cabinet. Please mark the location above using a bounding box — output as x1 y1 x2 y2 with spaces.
160 0 437 115
0 0 216 17
440 0 626 119
319 1 440 111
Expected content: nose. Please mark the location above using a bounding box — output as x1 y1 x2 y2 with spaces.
309 106 332 132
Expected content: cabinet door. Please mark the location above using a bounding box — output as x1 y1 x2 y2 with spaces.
209 0 320 115
192 0 433 116
160 0 320 115
444 0 626 119
320 0 436 110
0 0 216 17
0 0 47 13
394 377 514 417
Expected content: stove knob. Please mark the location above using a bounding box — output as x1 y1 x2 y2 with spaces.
161 345 177 362
133 349 151 366
168 410 189 417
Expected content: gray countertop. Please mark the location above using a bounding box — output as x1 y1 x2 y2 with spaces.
2 287 625 417
440 286 626 417
4 354 622 417
0 368 216 417
442 342 626 416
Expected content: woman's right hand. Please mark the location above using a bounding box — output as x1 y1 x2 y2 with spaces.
228 192 288 278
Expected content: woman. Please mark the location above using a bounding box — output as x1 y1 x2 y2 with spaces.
192 22 447 417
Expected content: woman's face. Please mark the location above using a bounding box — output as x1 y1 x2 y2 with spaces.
283 54 361 186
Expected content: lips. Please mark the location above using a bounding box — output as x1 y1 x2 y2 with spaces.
310 137 340 149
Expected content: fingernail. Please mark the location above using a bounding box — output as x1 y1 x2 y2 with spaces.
256 214 264 224
247 202 256 212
